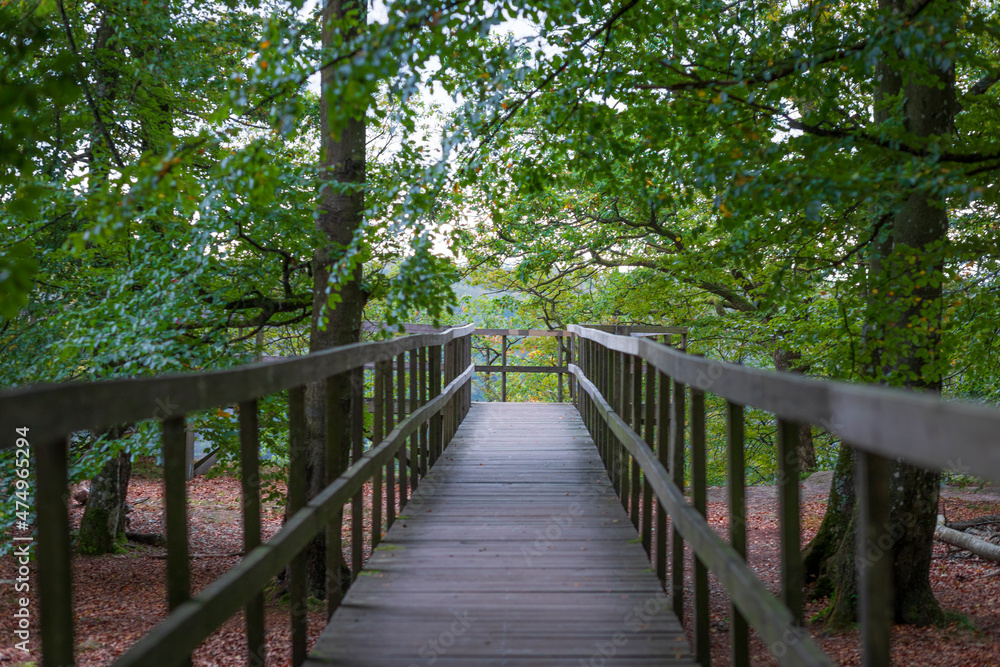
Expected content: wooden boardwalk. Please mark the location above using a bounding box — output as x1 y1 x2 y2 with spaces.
306 402 696 666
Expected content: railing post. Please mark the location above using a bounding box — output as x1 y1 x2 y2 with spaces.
443 339 455 443
857 448 892 667
384 358 396 530
642 363 655 557
656 372 670 586
350 367 364 580
429 345 443 465
396 352 407 511
630 355 642 530
163 414 193 666
568 334 576 405
239 399 265 666
372 362 385 550
610 348 621 494
557 336 564 403
670 377 686 621
409 349 420 492
326 374 348 614
501 334 507 402
619 349 631 511
690 387 709 666
465 334 473 415
36 436 74 667
727 402 749 667
777 419 804 625
419 346 429 474
288 387 308 666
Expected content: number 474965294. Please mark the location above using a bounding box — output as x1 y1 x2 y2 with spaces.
14 426 31 520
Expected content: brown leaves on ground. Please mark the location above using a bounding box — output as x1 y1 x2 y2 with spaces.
687 483 1000 666
1 475 997 665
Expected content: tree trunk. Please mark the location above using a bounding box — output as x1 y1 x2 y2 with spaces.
772 347 816 471
78 431 132 555
298 0 367 599
823 0 957 626
802 443 855 597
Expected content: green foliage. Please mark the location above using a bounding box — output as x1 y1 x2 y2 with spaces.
196 393 292 506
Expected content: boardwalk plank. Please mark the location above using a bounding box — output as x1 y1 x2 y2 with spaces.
306 402 696 667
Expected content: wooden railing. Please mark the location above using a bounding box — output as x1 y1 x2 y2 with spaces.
0 324 475 667
568 324 1000 667
472 326 687 402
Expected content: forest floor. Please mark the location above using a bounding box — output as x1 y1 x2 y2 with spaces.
1 466 998 666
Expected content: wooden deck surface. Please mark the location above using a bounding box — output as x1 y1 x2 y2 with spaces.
306 402 696 666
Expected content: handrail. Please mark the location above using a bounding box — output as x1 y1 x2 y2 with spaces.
571 365 831 666
6 323 476 667
113 363 475 667
569 325 1000 481
569 323 1000 666
0 323 476 447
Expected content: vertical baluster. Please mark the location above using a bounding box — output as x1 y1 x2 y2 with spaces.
409 348 420 491
163 415 192 666
372 362 385 549
446 340 457 438
449 340 458 438
429 345 443 465
37 435 74 667
466 335 473 415
642 362 655 557
419 346 428 474
630 355 642 530
568 334 576 404
595 342 604 465
620 350 631 511
385 358 396 529
288 387 307 666
656 372 671 585
350 368 364 580
397 351 407 510
464 334 472 416
455 337 463 419
605 345 613 474
557 336 564 403
727 401 749 667
857 448 892 667
690 388 709 666
607 347 617 489
670 378 686 620
326 375 347 614
777 418 803 624
239 400 265 665
501 334 507 402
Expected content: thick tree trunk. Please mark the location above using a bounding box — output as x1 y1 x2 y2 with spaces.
823 0 957 627
802 444 855 597
78 433 132 555
298 0 367 599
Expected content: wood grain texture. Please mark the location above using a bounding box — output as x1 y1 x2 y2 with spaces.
307 403 696 666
